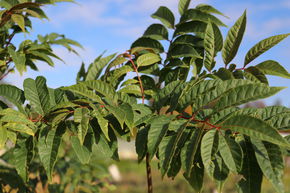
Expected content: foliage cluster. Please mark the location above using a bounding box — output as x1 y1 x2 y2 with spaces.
1 0 290 193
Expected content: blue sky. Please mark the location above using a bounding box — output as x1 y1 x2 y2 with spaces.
6 0 290 106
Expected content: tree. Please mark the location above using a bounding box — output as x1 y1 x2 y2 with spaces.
1 0 290 193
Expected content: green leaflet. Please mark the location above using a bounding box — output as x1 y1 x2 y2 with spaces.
200 130 219 177
107 65 133 88
23 76 51 116
38 123 66 182
11 14 25 32
143 24 169 40
3 123 34 136
91 110 109 141
244 66 268 84
251 139 284 193
131 37 164 53
222 11 246 65
0 127 7 148
203 22 215 71
219 134 243 173
196 4 228 18
168 44 202 59
81 80 115 97
183 161 204 193
180 9 226 27
137 53 161 67
212 84 284 112
136 126 149 162
147 115 172 160
181 127 203 177
8 47 26 75
158 119 188 176
174 21 207 37
244 34 290 66
0 84 25 112
85 53 116 81
151 6 175 29
255 60 290 79
71 132 94 164
221 115 290 148
74 108 90 144
178 0 191 15
267 112 290 131
258 106 290 120
13 137 34 182
237 137 263 193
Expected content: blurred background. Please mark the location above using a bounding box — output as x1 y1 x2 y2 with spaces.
3 1 290 192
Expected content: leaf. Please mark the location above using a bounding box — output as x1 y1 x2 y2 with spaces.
85 53 116 81
203 22 215 71
219 134 243 173
180 9 226 27
200 130 219 176
131 37 164 53
11 14 25 32
13 137 33 182
184 162 204 193
181 127 203 177
168 44 202 59
251 139 284 193
23 76 51 115
147 115 172 160
244 34 290 66
178 0 191 15
174 21 207 37
3 123 34 136
0 127 7 149
196 4 229 18
8 47 26 75
92 110 109 141
137 53 161 67
221 115 290 148
143 24 169 40
71 133 94 164
74 108 90 145
244 66 268 84
151 6 175 29
0 84 25 112
136 126 149 162
62 84 102 103
38 123 66 182
255 60 290 78
267 112 290 131
222 11 247 65
237 137 263 193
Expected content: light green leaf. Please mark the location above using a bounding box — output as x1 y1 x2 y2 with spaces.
221 115 290 148
0 84 25 113
174 21 207 37
147 115 172 160
8 47 26 75
23 76 51 115
178 0 191 15
0 127 7 149
180 9 226 27
71 134 93 164
219 134 243 173
62 84 102 103
137 53 161 67
222 11 246 65
244 34 290 66
168 44 202 59
3 123 34 136
92 110 109 141
151 6 175 29
11 14 25 32
256 60 290 78
196 4 229 18
143 24 169 40
131 37 164 53
251 139 284 193
38 123 66 182
203 22 215 71
85 53 116 81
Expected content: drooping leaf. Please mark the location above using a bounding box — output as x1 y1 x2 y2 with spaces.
38 123 66 182
244 34 290 66
174 21 207 37
0 84 25 112
251 138 284 193
184 161 204 193
74 107 90 144
196 4 228 18
222 11 246 65
71 132 94 164
11 14 25 32
168 44 202 59
151 6 175 29
91 110 109 140
131 37 164 53
147 115 172 159
219 134 243 173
